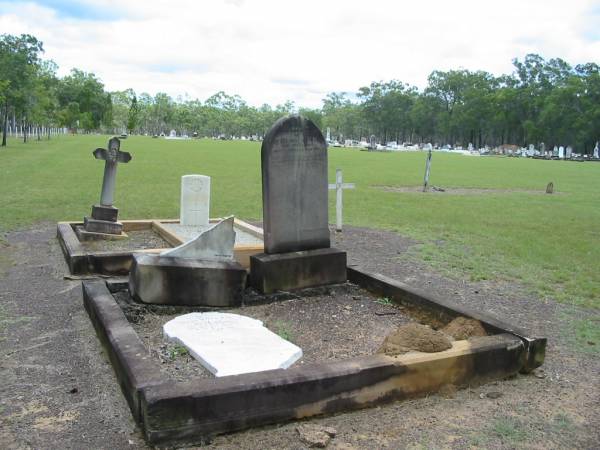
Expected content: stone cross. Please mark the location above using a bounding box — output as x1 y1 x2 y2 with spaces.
93 137 131 206
328 169 355 231
180 175 210 226
261 115 329 254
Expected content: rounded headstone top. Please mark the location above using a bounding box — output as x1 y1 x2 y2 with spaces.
261 115 325 152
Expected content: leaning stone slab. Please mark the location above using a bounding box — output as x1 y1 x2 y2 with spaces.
163 312 303 377
128 254 246 306
161 216 235 260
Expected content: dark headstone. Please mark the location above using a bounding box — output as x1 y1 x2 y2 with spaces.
84 216 123 234
546 182 554 194
129 254 247 306
261 115 330 254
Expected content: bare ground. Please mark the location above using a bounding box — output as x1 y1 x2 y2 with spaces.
0 224 599 449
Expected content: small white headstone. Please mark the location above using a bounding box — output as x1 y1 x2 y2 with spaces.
163 312 303 377
558 146 565 159
169 129 176 138
180 175 210 226
594 142 599 159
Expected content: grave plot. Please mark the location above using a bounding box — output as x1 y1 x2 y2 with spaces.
83 268 544 447
58 218 263 275
79 117 546 447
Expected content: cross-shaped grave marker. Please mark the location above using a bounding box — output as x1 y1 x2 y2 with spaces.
328 168 355 231
93 137 132 206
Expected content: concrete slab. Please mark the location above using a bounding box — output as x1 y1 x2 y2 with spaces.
163 312 303 377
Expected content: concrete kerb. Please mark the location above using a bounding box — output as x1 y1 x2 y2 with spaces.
81 266 545 446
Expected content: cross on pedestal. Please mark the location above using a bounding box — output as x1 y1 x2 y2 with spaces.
328 168 355 232
93 137 132 206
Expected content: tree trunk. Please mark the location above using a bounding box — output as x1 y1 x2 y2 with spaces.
23 120 27 143
1 104 8 147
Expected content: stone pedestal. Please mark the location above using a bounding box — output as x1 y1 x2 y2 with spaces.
250 248 347 294
91 204 119 222
84 216 123 235
129 253 247 306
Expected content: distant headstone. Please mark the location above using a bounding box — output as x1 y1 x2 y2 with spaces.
565 146 572 159
369 135 376 150
180 175 210 226
163 312 302 377
540 142 545 154
593 142 599 159
169 129 176 138
546 182 554 194
326 127 331 142
260 115 330 254
468 143 474 151
558 146 565 159
553 146 559 157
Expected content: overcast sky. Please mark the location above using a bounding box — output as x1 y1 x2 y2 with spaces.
1 0 599 108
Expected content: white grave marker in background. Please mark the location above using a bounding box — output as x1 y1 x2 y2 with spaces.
180 175 210 226
328 168 355 232
163 312 302 377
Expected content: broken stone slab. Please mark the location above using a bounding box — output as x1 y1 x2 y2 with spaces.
163 312 303 377
128 254 246 307
161 216 235 260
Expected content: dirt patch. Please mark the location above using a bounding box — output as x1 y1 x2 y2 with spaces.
1 223 599 449
79 229 171 252
442 317 488 340
377 323 452 356
374 185 562 195
116 284 421 380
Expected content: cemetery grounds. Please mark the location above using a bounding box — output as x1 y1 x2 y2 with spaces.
0 135 599 449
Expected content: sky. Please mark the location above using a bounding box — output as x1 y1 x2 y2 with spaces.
1 0 599 108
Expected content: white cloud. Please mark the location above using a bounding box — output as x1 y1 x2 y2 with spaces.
1 0 599 107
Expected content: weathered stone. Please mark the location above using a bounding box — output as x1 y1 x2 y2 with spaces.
296 424 337 448
161 216 235 260
92 137 132 206
128 253 246 306
250 248 346 294
84 216 123 235
163 312 302 377
180 175 210 226
91 204 118 222
261 115 330 254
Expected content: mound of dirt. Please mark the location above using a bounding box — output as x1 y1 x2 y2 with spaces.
377 323 452 356
441 317 487 340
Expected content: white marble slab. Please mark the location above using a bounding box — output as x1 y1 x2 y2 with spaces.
161 222 263 246
161 216 235 260
163 312 303 377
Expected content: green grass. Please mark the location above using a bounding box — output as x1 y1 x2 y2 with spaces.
1 134 599 309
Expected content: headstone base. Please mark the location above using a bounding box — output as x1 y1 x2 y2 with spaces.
91 204 119 222
250 248 347 294
75 225 128 241
129 253 247 306
84 216 123 235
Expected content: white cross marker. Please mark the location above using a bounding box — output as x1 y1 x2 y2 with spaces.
328 168 355 232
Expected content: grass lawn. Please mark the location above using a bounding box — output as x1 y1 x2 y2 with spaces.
1 134 599 309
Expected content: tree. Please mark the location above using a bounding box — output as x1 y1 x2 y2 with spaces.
0 34 44 146
127 94 139 134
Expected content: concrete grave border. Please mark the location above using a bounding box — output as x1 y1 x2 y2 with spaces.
57 218 264 275
82 266 545 447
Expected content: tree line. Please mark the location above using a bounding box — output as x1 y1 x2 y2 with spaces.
1 33 599 152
